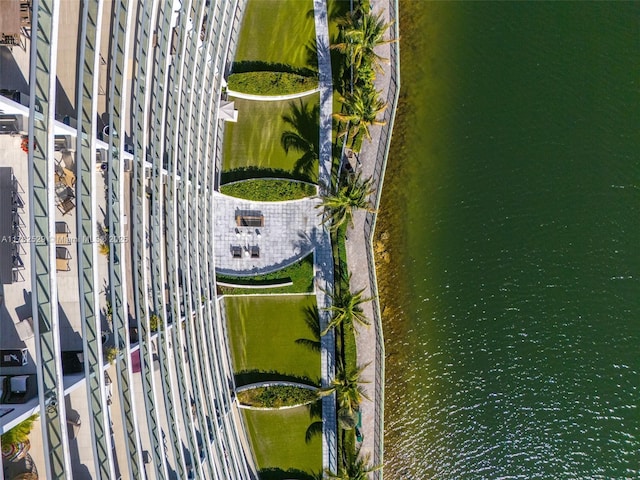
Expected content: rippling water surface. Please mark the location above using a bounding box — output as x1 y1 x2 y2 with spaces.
377 2 640 479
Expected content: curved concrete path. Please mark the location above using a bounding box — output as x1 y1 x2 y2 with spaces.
227 87 320 101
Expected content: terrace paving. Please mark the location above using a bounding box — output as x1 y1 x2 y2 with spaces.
213 192 321 276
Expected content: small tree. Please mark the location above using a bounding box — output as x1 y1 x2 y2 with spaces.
1 415 39 447
105 347 118 364
149 314 162 332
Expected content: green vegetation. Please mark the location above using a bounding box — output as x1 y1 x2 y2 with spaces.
228 72 318 96
220 179 316 202
321 272 374 336
217 253 314 295
331 5 395 151
281 100 321 179
234 0 317 69
226 295 321 385
242 405 322 477
318 173 375 232
326 444 381 480
238 385 317 408
319 362 370 415
149 314 162 332
222 95 320 178
105 347 119 363
1 415 38 446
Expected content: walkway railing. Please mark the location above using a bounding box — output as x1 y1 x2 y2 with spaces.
362 1 401 479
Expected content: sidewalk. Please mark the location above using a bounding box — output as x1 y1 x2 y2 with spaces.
313 0 338 475
344 0 396 470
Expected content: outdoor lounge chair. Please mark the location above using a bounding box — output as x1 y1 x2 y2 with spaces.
55 221 70 245
57 197 75 215
56 246 71 271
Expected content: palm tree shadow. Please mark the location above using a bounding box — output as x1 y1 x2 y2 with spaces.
305 39 319 72
281 100 320 181
304 398 323 444
295 305 321 353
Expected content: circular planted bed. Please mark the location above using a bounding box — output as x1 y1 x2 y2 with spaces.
237 384 318 409
220 178 316 201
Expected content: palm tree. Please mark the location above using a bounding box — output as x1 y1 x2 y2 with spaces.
331 10 395 72
321 277 374 336
325 444 382 480
281 100 320 179
333 85 387 146
319 361 370 415
318 173 375 232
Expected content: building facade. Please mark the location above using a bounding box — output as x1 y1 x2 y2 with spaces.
0 1 253 479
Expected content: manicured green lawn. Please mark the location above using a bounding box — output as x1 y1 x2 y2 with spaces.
223 94 320 177
243 405 322 478
235 0 317 69
226 295 320 385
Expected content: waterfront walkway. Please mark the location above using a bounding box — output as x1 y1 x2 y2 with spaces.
313 0 338 475
344 0 397 471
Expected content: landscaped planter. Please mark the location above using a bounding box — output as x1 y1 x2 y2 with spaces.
237 383 318 409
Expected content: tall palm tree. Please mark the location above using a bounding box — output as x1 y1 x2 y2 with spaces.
333 85 387 145
318 173 375 232
281 100 320 179
319 361 370 415
321 277 374 336
325 444 382 480
331 10 395 72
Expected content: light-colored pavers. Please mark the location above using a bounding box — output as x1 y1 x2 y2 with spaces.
213 192 321 276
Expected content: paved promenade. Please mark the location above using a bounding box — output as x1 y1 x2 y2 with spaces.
344 0 397 472
313 0 338 475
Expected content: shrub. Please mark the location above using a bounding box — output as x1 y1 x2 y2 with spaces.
149 314 162 332
220 179 316 201
98 242 109 256
105 347 118 363
238 385 317 408
1 415 39 446
227 72 318 96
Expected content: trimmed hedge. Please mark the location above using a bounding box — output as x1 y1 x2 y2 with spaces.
220 179 316 202
238 386 317 408
228 71 318 96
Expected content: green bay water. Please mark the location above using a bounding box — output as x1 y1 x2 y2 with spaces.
377 2 640 478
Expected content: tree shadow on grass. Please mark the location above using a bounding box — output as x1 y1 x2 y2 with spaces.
259 468 319 480
295 305 321 354
281 100 320 180
305 399 323 444
234 370 320 388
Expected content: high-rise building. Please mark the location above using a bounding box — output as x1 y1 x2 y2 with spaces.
0 1 254 478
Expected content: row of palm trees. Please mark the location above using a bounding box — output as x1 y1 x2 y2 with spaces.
332 8 395 149
312 4 396 479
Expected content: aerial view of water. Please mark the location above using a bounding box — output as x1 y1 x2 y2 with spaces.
377 2 639 479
